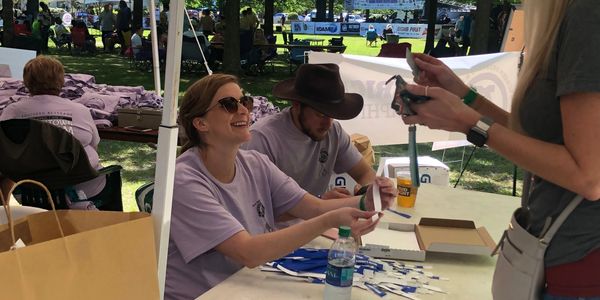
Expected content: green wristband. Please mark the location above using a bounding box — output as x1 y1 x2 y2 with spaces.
359 194 367 211
462 87 478 106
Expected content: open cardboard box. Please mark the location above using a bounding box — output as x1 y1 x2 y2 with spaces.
358 218 496 261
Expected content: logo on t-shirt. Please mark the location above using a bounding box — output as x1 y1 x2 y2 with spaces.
319 149 329 163
34 115 74 134
253 200 273 233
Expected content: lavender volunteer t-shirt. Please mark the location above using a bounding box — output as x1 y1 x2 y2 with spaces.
241 107 363 197
165 148 306 299
0 94 105 198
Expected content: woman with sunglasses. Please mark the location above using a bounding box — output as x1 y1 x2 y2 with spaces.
165 74 396 299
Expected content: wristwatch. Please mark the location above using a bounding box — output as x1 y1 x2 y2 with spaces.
467 116 494 147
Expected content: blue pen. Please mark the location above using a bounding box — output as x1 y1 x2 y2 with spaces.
386 209 412 219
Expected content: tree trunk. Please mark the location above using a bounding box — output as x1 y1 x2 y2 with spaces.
424 0 437 54
470 0 493 55
264 0 274 37
27 0 39 21
327 0 333 22
133 0 143 30
2 0 14 47
315 0 326 22
223 0 241 74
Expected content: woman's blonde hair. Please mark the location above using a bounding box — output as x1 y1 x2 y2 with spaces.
179 74 239 153
23 56 65 96
510 0 571 130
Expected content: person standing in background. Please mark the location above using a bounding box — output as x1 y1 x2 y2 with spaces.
38 2 52 53
199 9 214 37
116 0 131 55
98 4 116 52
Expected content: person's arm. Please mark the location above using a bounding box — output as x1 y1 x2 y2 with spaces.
412 53 509 126
347 158 377 187
215 207 377 268
403 85 600 200
287 177 397 219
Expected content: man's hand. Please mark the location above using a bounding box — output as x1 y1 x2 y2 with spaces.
321 187 352 199
365 177 398 211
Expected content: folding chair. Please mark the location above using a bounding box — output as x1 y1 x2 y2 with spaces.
135 182 154 213
0 119 123 211
288 40 309 73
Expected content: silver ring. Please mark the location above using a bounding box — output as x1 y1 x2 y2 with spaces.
425 86 429 97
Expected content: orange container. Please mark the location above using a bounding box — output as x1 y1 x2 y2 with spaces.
396 176 418 208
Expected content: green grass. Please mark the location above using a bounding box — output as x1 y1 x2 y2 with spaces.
45 33 521 211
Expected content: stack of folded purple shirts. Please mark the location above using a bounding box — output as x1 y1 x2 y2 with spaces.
0 73 164 128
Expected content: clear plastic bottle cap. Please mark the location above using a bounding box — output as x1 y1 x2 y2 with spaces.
338 226 351 238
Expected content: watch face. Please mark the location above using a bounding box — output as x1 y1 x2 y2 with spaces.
467 128 486 147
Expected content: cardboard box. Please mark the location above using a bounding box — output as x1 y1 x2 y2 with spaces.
377 156 450 186
350 133 375 166
358 218 496 261
117 108 162 130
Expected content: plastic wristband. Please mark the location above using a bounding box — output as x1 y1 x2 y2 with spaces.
359 194 367 211
462 87 478 106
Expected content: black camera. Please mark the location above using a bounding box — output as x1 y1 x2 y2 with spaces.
386 75 431 116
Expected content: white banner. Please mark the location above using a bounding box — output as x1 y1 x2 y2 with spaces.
291 21 315 34
308 52 520 146
313 22 341 35
360 23 441 39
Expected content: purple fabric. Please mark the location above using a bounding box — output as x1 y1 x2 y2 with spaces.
0 74 163 127
165 148 306 299
251 95 280 124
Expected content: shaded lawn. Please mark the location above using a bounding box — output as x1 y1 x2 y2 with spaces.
48 33 520 211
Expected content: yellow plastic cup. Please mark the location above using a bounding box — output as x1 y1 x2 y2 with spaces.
396 176 418 208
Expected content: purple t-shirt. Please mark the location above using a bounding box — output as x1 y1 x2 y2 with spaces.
165 148 306 299
0 94 105 198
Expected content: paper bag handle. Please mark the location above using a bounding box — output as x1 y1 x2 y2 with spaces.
0 179 65 247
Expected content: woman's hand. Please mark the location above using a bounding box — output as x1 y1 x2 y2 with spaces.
413 53 470 98
401 84 480 134
327 207 380 237
365 177 398 211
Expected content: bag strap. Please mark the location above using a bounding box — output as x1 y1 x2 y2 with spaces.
540 194 584 243
0 179 65 248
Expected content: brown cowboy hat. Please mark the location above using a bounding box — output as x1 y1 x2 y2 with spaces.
272 64 363 120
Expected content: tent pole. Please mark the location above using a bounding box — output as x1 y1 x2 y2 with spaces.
148 0 161 95
151 0 184 298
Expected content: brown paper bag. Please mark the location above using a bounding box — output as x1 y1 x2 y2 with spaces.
0 180 160 300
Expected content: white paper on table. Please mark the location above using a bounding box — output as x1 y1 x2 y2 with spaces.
362 227 421 251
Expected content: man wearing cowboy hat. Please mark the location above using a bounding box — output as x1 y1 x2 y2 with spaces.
242 64 376 200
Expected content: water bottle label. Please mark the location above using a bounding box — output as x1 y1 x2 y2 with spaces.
325 264 354 287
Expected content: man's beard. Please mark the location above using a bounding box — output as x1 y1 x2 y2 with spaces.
299 106 327 141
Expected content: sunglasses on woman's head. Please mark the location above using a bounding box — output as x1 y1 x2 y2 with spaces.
202 96 254 116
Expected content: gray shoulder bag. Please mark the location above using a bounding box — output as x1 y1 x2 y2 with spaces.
491 175 583 300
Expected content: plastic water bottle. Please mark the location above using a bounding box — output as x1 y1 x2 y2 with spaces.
323 226 356 300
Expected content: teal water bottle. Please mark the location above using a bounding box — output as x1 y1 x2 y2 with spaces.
323 226 356 300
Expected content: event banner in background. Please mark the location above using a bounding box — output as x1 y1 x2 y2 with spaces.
359 23 441 38
345 0 425 10
291 22 440 38
308 52 520 146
